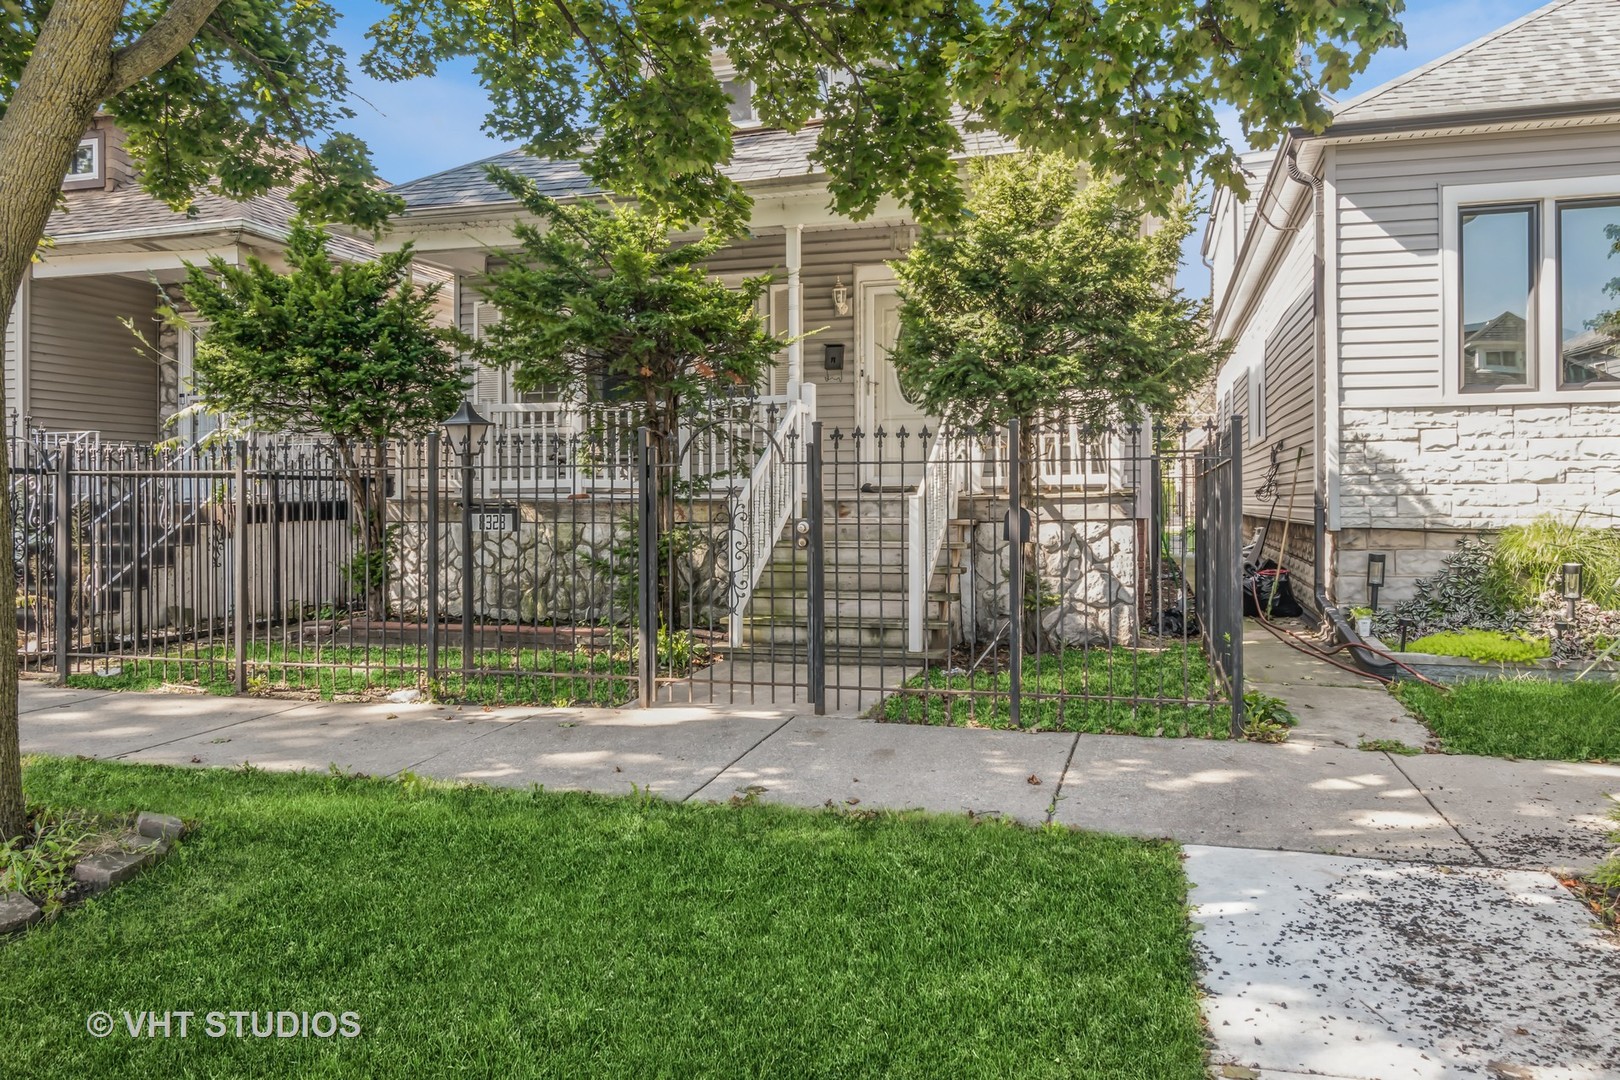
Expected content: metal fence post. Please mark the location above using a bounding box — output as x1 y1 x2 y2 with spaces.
461 448 476 689
426 434 440 689
636 428 657 708
233 439 249 694
1227 416 1246 739
806 421 826 715
53 449 71 684
1005 418 1023 729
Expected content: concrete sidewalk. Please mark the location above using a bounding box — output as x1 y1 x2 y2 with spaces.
19 678 1619 872
18 676 1620 1078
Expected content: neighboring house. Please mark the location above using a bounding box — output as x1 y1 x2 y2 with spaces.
1 117 398 447
1203 0 1620 613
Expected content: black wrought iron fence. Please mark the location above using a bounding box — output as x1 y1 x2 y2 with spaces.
9 409 1243 729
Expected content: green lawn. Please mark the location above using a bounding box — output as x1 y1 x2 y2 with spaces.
878 643 1231 737
1 758 1205 1079
1392 678 1620 761
65 642 635 708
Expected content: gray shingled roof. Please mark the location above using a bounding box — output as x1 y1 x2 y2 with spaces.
1332 0 1620 127
390 123 1015 212
45 183 376 261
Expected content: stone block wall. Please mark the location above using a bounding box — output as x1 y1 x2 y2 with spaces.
1334 527 1475 609
1339 403 1620 531
386 497 730 625
962 496 1140 648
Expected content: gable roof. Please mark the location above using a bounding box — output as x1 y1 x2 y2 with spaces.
390 123 1015 212
1331 0 1620 128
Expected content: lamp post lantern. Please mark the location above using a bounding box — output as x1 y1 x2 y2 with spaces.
442 400 492 689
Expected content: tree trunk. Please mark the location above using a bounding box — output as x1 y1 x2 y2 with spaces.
0 0 127 842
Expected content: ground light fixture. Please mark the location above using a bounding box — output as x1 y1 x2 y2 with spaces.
1562 562 1583 621
1366 553 1386 611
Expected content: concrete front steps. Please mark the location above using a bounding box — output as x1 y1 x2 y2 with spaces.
736 495 967 662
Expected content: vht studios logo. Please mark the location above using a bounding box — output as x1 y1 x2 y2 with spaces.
86 1010 361 1039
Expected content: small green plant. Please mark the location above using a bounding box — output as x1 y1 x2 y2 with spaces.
1374 535 1515 640
655 626 708 675
1241 689 1297 743
1402 629 1550 664
1488 514 1620 611
1349 606 1373 618
1358 738 1423 756
0 807 103 915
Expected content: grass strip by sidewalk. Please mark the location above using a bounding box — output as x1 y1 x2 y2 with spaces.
65 642 635 708
2 757 1205 1079
1391 678 1620 762
878 643 1230 737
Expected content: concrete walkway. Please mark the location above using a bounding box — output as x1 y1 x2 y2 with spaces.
17 658 1620 1079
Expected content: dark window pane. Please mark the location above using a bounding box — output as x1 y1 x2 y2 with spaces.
1461 206 1534 389
1558 201 1620 386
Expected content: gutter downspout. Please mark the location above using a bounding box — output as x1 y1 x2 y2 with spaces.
1283 146 1334 623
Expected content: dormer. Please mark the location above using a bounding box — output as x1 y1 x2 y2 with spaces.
61 117 134 195
63 129 106 192
708 49 853 130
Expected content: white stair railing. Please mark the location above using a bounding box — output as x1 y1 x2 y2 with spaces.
727 397 809 647
907 429 965 653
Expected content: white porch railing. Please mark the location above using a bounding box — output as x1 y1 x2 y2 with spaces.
727 396 810 647
481 398 796 495
907 430 967 653
969 422 1111 490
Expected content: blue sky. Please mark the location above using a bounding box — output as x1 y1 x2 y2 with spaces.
331 0 1549 289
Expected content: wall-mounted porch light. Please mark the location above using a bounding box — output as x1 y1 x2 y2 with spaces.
831 276 850 317
1366 553 1386 611
1562 562 1583 621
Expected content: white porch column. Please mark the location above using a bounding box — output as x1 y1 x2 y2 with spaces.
785 225 803 399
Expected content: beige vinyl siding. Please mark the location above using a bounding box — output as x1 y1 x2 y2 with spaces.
4 284 21 436
1255 290 1317 523
1333 122 1620 405
27 276 161 442
706 225 909 434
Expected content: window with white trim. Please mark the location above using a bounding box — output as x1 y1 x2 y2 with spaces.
1246 358 1267 444
720 78 758 126
1459 204 1536 390
1556 199 1620 386
1447 182 1620 394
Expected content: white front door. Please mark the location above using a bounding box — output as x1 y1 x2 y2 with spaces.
860 281 929 487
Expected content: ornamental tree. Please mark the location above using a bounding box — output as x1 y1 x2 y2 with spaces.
473 167 780 463
175 223 469 615
890 152 1227 493
0 0 1402 840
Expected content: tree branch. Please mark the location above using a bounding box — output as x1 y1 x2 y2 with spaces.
103 0 223 96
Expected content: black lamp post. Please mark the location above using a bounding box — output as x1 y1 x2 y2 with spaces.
442 400 492 688
1367 553 1386 612
1562 562 1583 622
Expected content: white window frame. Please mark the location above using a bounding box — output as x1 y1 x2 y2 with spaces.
713 67 762 129
1246 357 1267 444
1441 174 1620 404
63 132 104 191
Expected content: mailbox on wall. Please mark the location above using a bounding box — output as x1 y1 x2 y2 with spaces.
823 343 845 370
